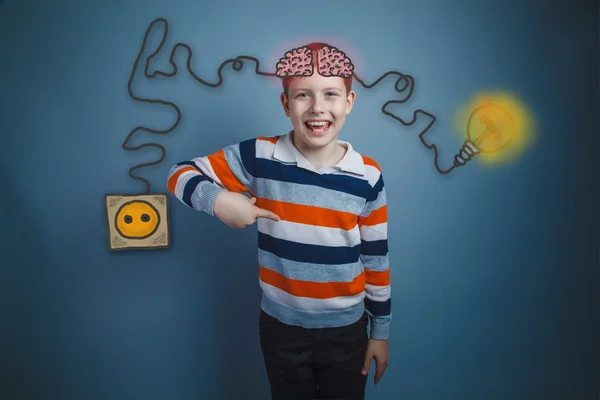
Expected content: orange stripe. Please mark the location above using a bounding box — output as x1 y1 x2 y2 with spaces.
257 136 279 144
207 150 248 193
358 205 387 226
255 197 358 230
167 166 197 194
365 269 390 286
260 266 365 299
362 156 381 171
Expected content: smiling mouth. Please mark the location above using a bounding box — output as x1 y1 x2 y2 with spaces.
304 120 331 133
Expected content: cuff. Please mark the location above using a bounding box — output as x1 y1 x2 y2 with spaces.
369 317 391 340
191 182 226 216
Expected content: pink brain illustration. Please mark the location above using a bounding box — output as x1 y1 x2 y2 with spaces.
275 45 354 78
317 46 354 77
275 46 313 77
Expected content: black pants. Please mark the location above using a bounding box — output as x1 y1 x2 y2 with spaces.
259 310 369 400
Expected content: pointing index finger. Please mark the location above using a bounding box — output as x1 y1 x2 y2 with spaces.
255 207 281 222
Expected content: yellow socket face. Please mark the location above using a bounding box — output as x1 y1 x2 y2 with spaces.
115 200 160 239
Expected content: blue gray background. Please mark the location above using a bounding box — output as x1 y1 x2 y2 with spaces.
0 0 598 399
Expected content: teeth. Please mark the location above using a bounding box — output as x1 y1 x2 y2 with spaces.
307 121 328 126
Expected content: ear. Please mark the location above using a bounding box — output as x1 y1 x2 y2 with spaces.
280 92 290 117
345 90 356 115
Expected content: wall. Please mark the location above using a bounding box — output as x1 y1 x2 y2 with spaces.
0 0 598 399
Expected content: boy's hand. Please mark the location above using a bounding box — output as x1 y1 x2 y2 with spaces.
213 191 280 228
362 338 389 385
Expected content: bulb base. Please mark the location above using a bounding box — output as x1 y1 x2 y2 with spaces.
453 140 480 167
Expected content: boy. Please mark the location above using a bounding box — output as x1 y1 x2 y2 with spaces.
167 42 391 400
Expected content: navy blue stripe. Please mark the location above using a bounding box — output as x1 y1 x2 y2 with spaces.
365 297 391 316
176 161 198 168
258 232 360 265
254 158 372 200
239 138 256 177
182 175 212 207
361 240 388 256
176 161 215 184
177 161 214 183
368 175 385 202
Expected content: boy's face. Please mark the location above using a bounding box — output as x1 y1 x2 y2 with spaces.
280 73 356 150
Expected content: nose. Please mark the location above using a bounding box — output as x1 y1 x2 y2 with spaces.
309 96 324 113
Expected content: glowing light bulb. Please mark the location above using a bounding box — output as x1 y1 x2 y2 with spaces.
453 102 515 167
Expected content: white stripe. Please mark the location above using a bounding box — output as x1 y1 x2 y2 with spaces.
168 164 187 174
363 164 381 186
365 284 391 302
190 156 223 186
168 163 190 182
259 281 364 311
360 222 387 242
258 218 360 247
256 138 276 160
174 170 202 199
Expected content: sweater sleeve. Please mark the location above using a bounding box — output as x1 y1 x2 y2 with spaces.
166 139 255 216
358 171 391 340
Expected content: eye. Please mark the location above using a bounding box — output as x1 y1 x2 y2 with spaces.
297 93 309 98
326 92 338 96
124 215 133 224
141 214 150 222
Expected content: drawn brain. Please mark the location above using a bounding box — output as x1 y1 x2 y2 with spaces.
317 46 354 77
275 46 313 77
275 45 354 78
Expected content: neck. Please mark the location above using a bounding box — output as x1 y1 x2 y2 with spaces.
292 131 345 169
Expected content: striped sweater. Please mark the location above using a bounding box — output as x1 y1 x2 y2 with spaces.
167 131 391 340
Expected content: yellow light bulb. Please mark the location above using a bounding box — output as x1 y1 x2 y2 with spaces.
454 102 515 167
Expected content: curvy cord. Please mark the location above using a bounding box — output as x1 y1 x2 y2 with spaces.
124 17 449 194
